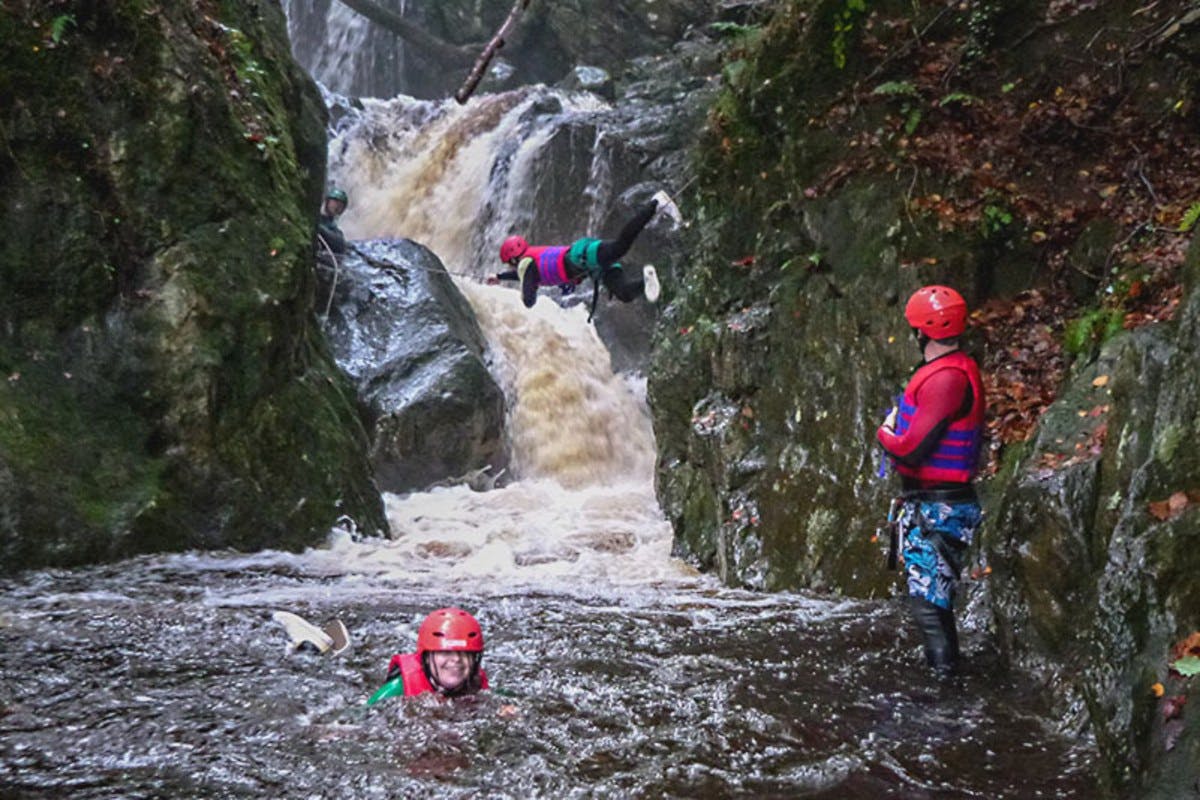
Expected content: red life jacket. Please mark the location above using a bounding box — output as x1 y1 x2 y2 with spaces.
385 652 489 697
524 245 570 286
892 351 985 484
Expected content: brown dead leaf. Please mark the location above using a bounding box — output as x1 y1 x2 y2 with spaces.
1149 499 1173 521
1092 374 1110 387
1170 632 1200 661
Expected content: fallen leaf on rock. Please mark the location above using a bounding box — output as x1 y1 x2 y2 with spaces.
1151 682 1165 698
1170 655 1200 678
1092 374 1110 387
1172 632 1200 660
1164 718 1185 752
1150 491 1195 521
1162 694 1188 721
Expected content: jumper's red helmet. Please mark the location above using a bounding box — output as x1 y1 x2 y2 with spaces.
499 235 528 263
416 608 484 654
905 285 968 339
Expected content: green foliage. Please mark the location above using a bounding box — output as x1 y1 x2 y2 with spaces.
223 26 266 85
723 58 749 88
710 21 762 43
1179 201 1200 233
50 14 75 44
939 91 980 106
981 203 1014 237
831 0 868 70
1063 307 1125 356
873 80 922 134
904 109 922 135
960 1 999 68
873 80 918 97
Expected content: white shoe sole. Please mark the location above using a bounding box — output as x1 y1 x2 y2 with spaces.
651 190 682 226
643 265 661 303
273 610 351 655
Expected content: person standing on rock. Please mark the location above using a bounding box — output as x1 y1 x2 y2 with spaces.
317 187 349 256
877 285 986 676
487 191 679 320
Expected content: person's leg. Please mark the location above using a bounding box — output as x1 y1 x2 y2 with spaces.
595 201 657 265
901 502 958 674
903 499 980 674
907 595 957 674
517 257 539 307
601 264 644 302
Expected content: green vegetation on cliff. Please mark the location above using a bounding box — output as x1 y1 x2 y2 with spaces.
650 0 1200 793
0 1 385 570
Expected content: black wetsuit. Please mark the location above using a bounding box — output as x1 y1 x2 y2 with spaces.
495 201 657 301
317 214 347 255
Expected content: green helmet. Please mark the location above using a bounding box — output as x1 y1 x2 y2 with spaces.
326 187 348 207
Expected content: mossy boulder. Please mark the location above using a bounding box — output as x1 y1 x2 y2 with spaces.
984 240 1200 796
0 1 385 572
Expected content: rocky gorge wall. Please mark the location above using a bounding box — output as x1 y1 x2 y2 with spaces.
0 1 386 570
649 0 1200 794
284 0 717 100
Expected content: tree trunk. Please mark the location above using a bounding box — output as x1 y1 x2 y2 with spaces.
454 0 533 104
334 0 474 68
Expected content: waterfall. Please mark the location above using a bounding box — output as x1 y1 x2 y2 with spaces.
281 0 407 98
290 71 673 592
325 88 613 277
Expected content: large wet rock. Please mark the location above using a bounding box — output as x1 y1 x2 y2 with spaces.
0 2 386 572
984 240 1200 796
317 240 506 492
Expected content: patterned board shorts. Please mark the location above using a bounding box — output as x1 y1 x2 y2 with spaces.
898 499 983 609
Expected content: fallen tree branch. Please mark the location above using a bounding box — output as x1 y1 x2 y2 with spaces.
335 0 474 69
454 0 533 105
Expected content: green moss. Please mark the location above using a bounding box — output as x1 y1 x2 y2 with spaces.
0 1 381 571
1064 307 1126 357
1154 422 1184 465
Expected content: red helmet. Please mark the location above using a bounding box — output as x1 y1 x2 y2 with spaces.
416 608 484 654
905 285 968 339
499 235 528 263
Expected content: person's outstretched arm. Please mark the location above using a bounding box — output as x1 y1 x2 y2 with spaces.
488 269 519 284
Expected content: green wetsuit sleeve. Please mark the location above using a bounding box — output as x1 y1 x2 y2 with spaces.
366 676 405 706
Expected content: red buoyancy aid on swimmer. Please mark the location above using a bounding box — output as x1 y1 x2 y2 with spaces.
385 652 490 697
892 351 985 484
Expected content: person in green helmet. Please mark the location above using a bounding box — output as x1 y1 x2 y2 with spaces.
317 187 349 255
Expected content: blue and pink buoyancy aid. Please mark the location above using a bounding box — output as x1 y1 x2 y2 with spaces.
892 351 985 484
525 245 571 286
524 239 607 287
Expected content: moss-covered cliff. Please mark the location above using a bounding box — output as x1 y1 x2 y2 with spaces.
0 0 385 570
650 0 1200 794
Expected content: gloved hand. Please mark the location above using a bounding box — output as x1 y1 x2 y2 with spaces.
882 405 898 432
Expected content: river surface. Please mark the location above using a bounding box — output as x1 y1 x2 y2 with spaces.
1 292 1097 799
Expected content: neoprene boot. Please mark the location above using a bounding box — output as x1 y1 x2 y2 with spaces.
908 595 959 675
